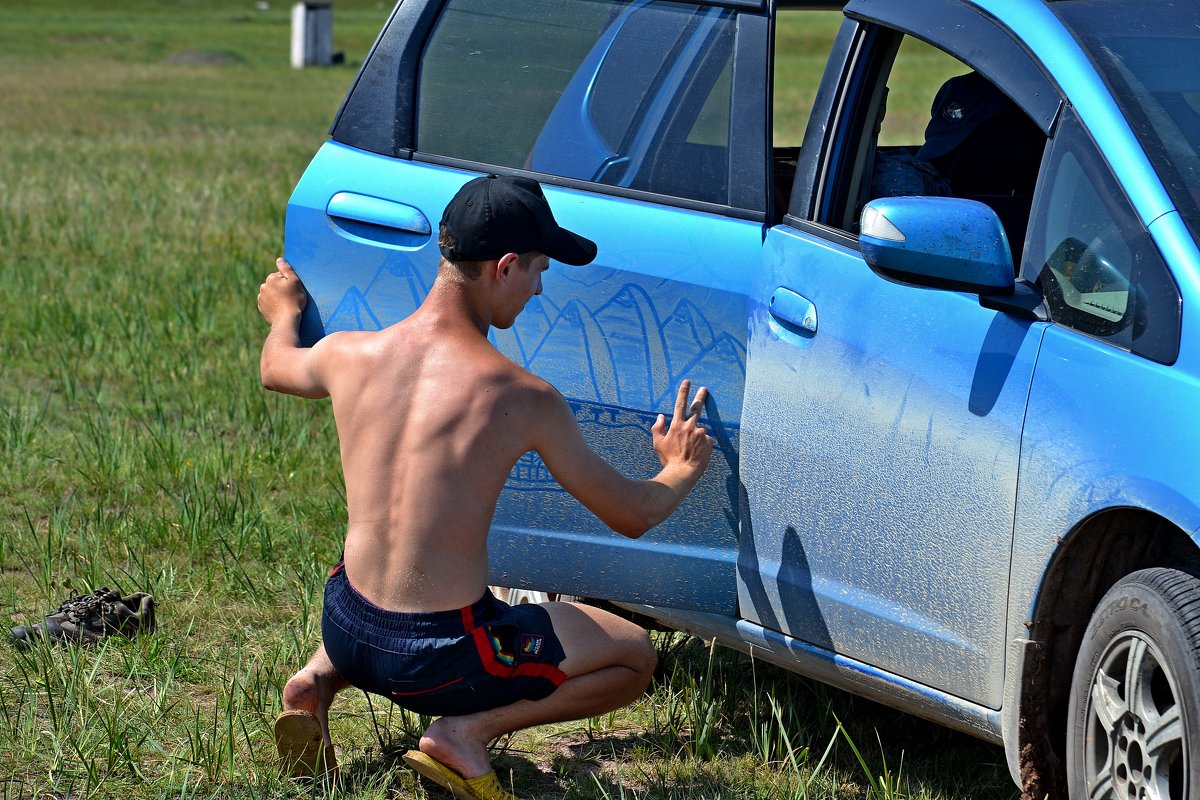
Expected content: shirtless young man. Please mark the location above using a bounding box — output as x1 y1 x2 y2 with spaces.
257 175 713 799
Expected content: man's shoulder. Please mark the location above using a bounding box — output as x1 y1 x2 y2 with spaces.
467 353 561 412
309 330 391 380
497 357 558 397
314 329 373 350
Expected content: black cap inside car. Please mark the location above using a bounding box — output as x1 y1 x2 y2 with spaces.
439 174 597 267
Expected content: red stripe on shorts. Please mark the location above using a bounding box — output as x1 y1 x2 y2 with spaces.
471 627 566 687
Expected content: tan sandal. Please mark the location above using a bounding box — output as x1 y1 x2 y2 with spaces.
274 710 337 779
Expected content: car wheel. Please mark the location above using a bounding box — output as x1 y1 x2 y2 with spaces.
1067 568 1200 800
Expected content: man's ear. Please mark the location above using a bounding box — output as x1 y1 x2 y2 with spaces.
494 252 520 283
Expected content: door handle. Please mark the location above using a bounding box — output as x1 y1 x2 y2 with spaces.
768 288 817 334
326 192 431 245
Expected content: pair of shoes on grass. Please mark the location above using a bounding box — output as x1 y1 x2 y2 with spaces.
8 588 156 649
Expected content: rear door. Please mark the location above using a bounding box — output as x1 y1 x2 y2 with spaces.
285 0 772 613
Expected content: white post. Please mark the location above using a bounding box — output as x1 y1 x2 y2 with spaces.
291 3 333 69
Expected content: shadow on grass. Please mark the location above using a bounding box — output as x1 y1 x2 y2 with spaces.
316 637 1017 800
649 636 1019 800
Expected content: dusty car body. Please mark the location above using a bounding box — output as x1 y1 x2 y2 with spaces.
286 0 1200 795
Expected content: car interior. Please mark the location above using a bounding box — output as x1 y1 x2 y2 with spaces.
774 29 1048 261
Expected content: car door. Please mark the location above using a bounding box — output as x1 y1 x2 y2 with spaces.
738 6 1060 707
285 0 773 613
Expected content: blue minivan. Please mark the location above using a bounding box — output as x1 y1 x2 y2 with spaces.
285 1 1200 796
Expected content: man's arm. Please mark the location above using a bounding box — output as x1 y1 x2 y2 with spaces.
257 257 332 399
531 380 714 538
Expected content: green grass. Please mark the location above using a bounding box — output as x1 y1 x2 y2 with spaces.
0 2 1018 798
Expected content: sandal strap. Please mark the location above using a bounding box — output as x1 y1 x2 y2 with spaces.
464 770 518 800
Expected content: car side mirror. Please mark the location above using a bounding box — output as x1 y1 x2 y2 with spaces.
859 197 1015 295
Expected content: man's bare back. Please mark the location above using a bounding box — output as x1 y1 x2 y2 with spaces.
262 255 710 614
261 175 713 796
316 312 549 611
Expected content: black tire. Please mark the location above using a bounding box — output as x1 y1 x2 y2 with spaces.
1067 568 1200 800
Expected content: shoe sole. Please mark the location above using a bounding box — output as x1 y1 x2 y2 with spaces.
274 710 335 779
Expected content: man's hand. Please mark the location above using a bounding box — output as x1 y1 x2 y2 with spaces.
258 257 307 327
652 380 714 476
258 257 330 399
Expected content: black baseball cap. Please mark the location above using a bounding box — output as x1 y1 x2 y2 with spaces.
916 72 1016 162
439 174 597 267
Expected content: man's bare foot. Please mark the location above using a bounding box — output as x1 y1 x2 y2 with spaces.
419 716 494 779
283 663 344 748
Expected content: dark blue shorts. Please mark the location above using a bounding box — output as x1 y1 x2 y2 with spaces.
321 564 567 717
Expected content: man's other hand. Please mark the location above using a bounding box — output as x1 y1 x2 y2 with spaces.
258 257 308 327
652 380 714 476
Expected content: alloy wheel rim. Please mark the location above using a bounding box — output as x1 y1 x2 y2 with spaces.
1085 632 1186 800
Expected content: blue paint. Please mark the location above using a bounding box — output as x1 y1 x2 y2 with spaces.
740 223 1046 709
732 618 1003 742
1009 326 1200 621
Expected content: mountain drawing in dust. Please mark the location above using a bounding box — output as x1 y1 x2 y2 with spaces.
497 295 559 366
591 284 672 410
660 298 717 379
326 286 381 332
527 299 619 404
522 282 746 411
358 256 434 325
317 265 747 417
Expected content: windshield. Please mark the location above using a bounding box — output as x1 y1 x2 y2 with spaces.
1053 1 1200 243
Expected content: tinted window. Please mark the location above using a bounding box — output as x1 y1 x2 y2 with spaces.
418 0 737 206
1022 108 1180 363
418 1 619 168
588 5 676 153
1052 1 1200 247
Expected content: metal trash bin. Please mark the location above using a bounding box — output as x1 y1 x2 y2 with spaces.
291 2 332 68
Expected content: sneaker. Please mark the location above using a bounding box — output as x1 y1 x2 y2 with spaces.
8 588 156 649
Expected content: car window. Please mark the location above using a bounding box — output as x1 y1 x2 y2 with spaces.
820 31 1046 255
418 0 619 168
771 8 842 220
1022 107 1181 363
418 0 738 206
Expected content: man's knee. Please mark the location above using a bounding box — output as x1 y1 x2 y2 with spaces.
545 602 655 679
630 628 657 680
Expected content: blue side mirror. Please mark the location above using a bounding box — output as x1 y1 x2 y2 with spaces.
859 197 1015 294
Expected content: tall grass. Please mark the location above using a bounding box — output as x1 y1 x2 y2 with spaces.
0 2 1018 798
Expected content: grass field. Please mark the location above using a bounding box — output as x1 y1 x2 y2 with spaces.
0 2 1017 798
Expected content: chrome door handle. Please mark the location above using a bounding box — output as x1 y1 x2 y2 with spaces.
768 288 817 333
